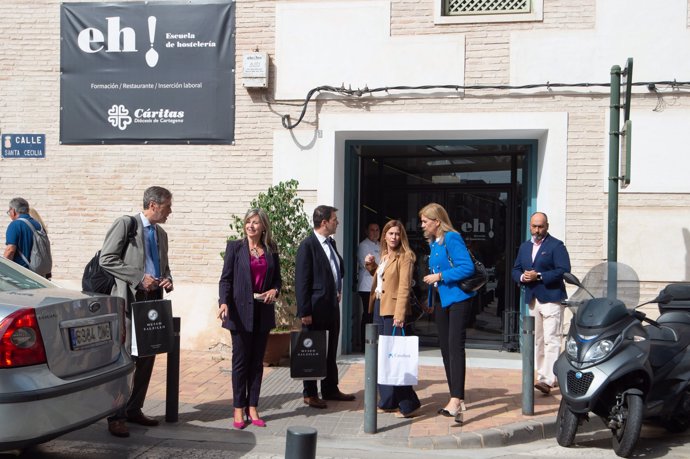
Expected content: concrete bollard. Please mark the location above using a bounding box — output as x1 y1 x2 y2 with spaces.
364 323 378 434
285 426 317 459
522 315 535 416
165 317 181 423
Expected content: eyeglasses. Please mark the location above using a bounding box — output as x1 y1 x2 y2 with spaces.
6 209 11 216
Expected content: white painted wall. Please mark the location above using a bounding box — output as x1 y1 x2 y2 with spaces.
619 208 690 282
275 1 465 100
511 0 690 87
619 109 690 194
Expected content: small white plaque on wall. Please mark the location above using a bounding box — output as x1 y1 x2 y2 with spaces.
243 52 268 88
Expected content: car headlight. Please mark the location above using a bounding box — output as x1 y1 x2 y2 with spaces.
583 339 614 362
566 336 578 359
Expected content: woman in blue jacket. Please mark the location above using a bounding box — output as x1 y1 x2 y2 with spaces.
419 203 475 425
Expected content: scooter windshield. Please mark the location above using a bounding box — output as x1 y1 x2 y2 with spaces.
568 262 640 308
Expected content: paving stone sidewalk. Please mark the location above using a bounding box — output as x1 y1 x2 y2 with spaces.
139 349 568 449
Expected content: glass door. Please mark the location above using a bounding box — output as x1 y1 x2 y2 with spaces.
353 141 530 350
408 187 516 348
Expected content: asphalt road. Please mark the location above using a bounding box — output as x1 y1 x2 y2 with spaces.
3 419 690 459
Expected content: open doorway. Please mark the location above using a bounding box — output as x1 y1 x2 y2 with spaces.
352 141 534 350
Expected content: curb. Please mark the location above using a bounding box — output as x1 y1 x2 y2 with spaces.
407 415 610 449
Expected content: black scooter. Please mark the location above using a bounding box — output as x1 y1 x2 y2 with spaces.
554 262 690 457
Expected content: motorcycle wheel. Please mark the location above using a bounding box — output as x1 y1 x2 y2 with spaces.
611 393 644 458
556 398 579 447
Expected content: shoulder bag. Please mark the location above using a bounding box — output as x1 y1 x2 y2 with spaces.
443 243 489 293
459 251 489 293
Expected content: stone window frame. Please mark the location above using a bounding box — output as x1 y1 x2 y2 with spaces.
433 0 543 24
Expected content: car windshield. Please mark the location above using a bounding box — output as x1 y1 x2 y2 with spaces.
0 259 52 291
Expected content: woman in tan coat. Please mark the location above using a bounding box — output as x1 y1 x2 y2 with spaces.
364 220 421 417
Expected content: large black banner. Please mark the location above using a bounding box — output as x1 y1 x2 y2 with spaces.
60 1 235 144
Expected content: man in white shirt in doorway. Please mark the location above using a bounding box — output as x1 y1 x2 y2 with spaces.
355 222 380 352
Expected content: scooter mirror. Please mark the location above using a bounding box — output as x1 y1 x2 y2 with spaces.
563 272 581 287
655 292 673 305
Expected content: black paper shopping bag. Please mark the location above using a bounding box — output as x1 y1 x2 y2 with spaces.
290 330 328 380
130 299 173 357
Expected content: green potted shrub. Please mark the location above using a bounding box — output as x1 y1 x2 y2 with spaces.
225 179 311 364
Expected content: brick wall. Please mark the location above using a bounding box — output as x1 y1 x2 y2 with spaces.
2 1 689 350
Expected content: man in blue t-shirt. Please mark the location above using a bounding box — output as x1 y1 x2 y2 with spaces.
4 197 41 269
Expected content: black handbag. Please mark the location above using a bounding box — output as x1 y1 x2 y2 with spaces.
459 252 489 293
443 242 489 293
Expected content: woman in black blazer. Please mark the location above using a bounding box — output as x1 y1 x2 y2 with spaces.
218 208 282 429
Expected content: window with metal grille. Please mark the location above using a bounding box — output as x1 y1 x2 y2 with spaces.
446 0 531 16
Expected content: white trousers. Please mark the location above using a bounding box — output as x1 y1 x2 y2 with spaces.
529 298 564 387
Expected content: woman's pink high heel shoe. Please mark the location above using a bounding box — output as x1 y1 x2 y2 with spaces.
245 408 267 427
233 409 248 429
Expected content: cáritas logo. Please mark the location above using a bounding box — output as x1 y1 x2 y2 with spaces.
107 104 185 130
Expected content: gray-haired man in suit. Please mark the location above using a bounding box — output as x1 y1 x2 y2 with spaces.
100 186 174 437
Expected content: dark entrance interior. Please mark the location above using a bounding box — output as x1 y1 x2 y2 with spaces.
355 141 533 350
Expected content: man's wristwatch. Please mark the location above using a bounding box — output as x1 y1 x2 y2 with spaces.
536 273 542 281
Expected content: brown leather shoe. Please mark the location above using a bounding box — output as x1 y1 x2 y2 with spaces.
322 391 356 401
126 412 159 426
108 419 130 438
534 382 552 395
303 396 328 409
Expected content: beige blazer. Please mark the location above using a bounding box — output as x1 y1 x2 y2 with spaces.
99 214 171 309
367 250 414 323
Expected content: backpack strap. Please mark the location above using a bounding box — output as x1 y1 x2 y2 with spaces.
126 215 137 242
15 218 39 265
121 215 138 257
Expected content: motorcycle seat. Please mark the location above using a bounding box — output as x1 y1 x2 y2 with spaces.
648 322 690 369
657 311 690 326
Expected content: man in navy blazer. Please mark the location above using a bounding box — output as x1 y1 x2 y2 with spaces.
512 212 571 395
296 205 355 408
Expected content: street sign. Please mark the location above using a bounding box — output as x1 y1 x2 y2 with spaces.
622 58 633 122
2 134 46 158
620 119 632 187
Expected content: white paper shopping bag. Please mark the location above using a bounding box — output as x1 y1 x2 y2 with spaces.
377 332 419 386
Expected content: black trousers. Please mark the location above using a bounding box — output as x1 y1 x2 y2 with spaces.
109 288 161 422
303 307 341 397
434 299 471 399
230 300 270 408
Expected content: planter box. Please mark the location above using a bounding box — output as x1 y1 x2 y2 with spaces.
263 331 291 366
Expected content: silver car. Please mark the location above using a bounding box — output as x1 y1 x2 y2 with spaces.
0 258 133 450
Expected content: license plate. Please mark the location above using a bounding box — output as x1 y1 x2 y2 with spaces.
69 322 112 350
